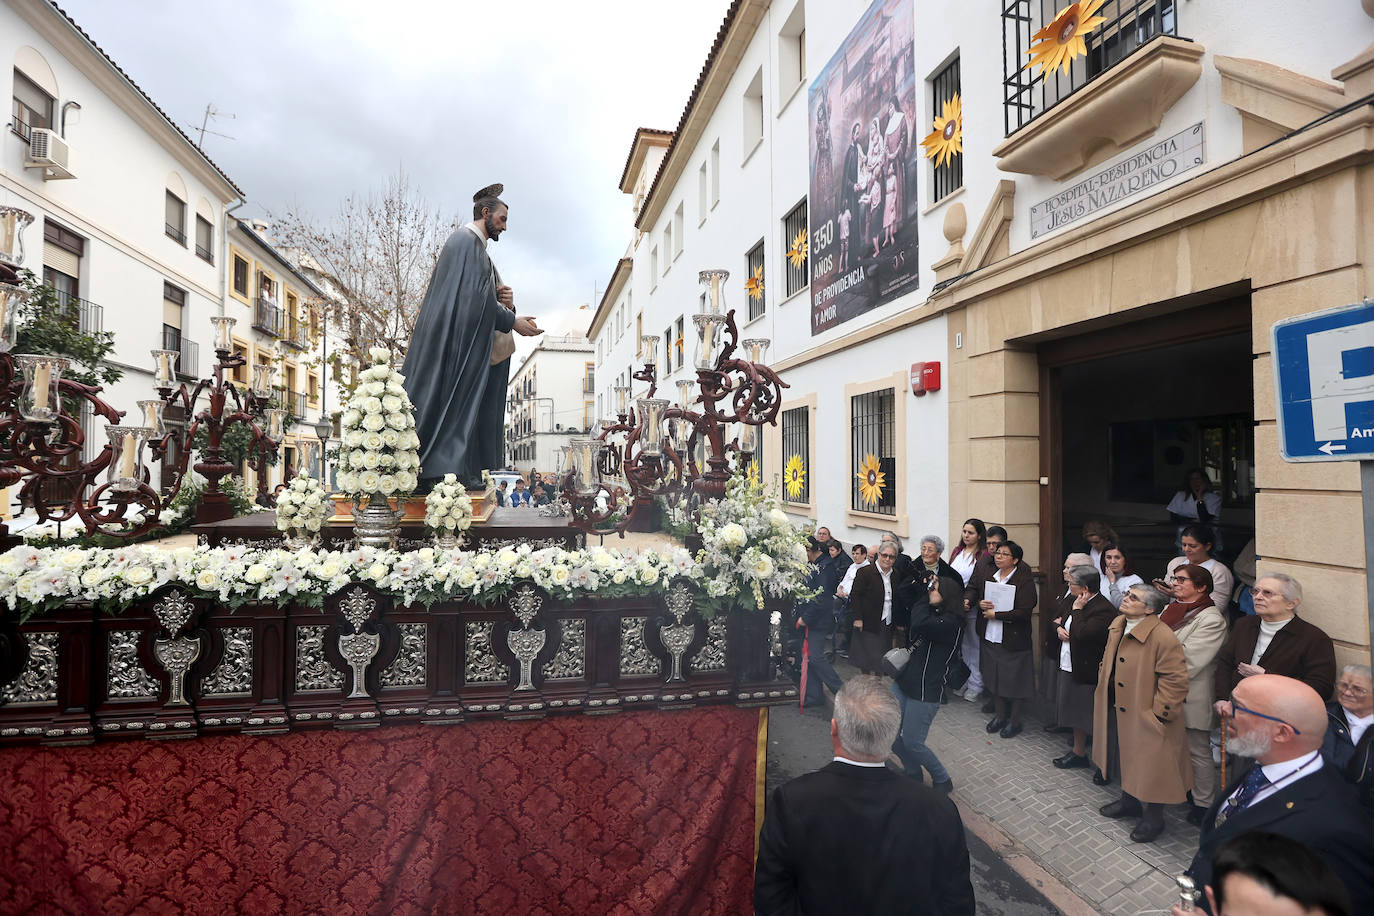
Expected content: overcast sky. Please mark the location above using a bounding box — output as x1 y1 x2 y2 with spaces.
60 0 726 356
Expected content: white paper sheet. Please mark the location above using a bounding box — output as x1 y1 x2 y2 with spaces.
983 581 1016 644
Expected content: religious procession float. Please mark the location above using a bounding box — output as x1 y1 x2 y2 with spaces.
0 207 805 912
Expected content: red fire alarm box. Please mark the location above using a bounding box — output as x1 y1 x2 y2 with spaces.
921 361 941 393
910 362 926 396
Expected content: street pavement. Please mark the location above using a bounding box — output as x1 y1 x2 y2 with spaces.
764 656 1195 915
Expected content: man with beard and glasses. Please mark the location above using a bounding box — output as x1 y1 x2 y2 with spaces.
403 184 543 489
1184 674 1374 913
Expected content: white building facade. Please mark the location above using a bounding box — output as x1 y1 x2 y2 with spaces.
591 0 1374 671
505 333 595 474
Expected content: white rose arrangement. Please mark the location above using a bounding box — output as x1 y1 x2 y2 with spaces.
334 348 421 500
690 469 816 616
274 474 329 538
424 474 474 537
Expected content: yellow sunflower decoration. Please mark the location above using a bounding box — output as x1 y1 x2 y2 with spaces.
856 453 885 508
786 229 808 269
745 265 765 301
784 454 807 499
1026 0 1108 76
921 93 962 168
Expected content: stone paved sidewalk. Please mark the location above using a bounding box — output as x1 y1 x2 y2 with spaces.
924 688 1195 916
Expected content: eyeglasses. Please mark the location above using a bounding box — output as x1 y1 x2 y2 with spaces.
1250 586 1285 599
878 552 897 559
1336 682 1371 697
1229 694 1301 735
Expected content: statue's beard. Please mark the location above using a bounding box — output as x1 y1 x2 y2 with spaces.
485 215 503 241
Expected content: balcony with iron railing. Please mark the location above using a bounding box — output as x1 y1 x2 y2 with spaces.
995 0 1202 179
165 222 187 245
283 316 310 350
288 390 308 419
583 374 595 395
161 326 199 379
253 297 283 336
51 291 103 334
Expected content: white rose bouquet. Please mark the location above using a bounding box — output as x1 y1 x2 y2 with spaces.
274 474 329 542
424 474 474 546
334 348 422 501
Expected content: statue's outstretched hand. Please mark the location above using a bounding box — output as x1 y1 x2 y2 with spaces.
513 316 543 337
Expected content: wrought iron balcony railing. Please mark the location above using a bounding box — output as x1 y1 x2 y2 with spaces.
253 298 283 336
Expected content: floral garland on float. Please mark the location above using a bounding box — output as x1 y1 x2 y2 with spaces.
274 474 329 547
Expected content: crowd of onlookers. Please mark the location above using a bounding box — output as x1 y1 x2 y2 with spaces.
782 486 1373 913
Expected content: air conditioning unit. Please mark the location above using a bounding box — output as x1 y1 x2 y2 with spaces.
25 128 75 180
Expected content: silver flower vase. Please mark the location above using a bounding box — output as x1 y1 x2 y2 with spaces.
282 531 320 551
353 494 402 548
433 530 463 550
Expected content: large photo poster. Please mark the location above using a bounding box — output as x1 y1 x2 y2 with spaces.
808 0 919 336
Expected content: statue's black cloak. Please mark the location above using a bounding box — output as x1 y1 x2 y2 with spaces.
401 227 516 487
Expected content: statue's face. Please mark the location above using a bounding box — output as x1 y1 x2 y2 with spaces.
484 205 509 241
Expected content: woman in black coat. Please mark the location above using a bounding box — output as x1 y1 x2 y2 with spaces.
1052 564 1118 769
976 540 1038 738
848 544 899 675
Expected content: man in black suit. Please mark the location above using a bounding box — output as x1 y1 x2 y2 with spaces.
1180 674 1374 914
754 675 976 915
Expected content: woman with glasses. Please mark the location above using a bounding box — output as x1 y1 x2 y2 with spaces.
976 540 1037 738
1099 545 1143 609
1161 564 1230 825
848 543 898 675
1321 664 1373 808
1092 584 1191 843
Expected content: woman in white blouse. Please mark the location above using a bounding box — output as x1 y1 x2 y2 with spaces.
1100 545 1144 608
948 519 988 701
1160 524 1234 615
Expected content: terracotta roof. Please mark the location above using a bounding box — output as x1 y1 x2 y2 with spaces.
617 127 674 193
634 0 745 231
47 1 245 197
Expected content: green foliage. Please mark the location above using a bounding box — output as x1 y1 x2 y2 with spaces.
12 271 121 389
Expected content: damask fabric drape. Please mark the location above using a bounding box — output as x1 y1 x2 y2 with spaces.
0 709 761 914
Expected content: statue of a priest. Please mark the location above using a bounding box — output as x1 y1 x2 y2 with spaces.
403 184 542 489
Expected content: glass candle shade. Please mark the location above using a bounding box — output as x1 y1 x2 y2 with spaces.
737 421 758 455
640 335 660 372
669 415 693 453
0 205 34 269
675 378 695 410
692 314 720 370
698 269 729 315
15 354 69 422
251 363 275 400
264 407 286 439
636 398 669 458
137 399 165 436
209 315 236 352
567 437 603 497
151 349 179 387
0 281 27 353
740 338 771 365
106 425 146 493
613 385 631 417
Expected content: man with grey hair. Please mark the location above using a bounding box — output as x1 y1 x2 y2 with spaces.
754 676 975 915
1213 572 1336 718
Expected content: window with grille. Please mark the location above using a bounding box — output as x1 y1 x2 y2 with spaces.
1002 0 1177 135
781 406 810 504
674 316 685 369
11 69 52 140
782 199 808 297
195 216 214 263
165 192 187 245
746 240 766 321
851 388 896 515
931 57 963 201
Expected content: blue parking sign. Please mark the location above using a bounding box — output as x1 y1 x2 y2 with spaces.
1272 301 1374 462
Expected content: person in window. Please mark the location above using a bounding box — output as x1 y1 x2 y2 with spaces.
1092 585 1191 843
977 540 1037 739
1159 525 1235 615
1168 468 1223 551
1321 664 1373 809
1051 564 1116 771
1161 564 1230 825
1081 519 1118 572
1100 544 1144 608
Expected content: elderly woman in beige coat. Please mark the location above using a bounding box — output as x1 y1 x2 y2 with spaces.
1092 584 1191 843
1160 563 1229 825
